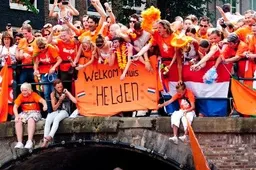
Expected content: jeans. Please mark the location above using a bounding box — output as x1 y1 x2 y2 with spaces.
59 71 72 92
19 68 34 84
44 110 69 138
41 73 57 113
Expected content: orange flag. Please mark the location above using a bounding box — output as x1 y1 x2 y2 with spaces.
0 65 9 122
187 118 210 170
231 78 256 115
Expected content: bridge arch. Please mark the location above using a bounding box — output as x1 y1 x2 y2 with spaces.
0 117 217 170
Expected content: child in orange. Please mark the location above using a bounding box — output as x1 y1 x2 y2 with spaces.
13 83 47 149
158 82 196 144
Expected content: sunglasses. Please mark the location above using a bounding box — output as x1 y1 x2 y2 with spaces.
200 24 208 28
96 42 104 48
38 45 46 50
130 20 136 23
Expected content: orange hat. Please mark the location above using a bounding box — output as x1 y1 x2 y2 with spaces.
171 36 193 48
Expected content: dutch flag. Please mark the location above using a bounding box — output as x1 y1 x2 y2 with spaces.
147 88 156 94
77 91 86 98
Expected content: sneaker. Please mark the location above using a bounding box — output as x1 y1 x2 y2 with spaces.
179 135 188 142
24 140 33 149
14 142 24 149
169 136 178 144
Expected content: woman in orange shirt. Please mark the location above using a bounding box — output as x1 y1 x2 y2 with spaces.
158 82 196 144
73 36 97 70
191 29 223 70
13 82 47 149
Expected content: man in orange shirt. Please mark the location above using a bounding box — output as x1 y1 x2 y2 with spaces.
158 82 196 144
48 26 78 91
234 10 255 42
196 16 211 41
16 24 38 84
33 37 62 114
222 33 249 78
13 82 47 149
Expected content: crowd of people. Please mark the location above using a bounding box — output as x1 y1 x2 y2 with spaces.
1 0 255 148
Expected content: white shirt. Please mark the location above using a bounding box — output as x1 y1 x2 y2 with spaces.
0 45 17 65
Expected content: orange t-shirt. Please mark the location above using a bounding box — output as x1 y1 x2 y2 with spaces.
78 22 103 43
172 89 195 110
74 29 86 36
56 39 77 71
14 92 42 112
79 49 93 65
150 31 176 58
248 34 256 53
196 30 208 40
221 41 248 59
35 44 59 74
221 41 248 77
18 38 39 68
235 25 252 42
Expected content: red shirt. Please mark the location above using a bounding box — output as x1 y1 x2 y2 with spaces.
36 44 59 74
56 39 77 71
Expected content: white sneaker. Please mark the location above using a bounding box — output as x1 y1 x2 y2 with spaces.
24 140 33 149
179 135 188 142
14 142 24 149
169 136 178 144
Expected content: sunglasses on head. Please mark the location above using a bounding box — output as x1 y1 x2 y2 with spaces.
200 24 208 28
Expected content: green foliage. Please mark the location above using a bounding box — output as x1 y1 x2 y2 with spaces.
162 0 212 22
20 0 39 14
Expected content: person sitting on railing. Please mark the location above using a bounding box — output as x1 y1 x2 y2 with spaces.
33 37 62 115
41 79 77 148
158 82 196 144
14 82 47 149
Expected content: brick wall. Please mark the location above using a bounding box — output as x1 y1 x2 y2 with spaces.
199 133 256 170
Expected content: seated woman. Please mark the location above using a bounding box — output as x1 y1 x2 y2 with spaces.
158 82 196 144
41 79 77 148
14 83 47 149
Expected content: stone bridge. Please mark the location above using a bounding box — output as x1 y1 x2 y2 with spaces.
0 117 255 170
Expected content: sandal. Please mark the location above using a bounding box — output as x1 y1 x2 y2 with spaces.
41 136 52 148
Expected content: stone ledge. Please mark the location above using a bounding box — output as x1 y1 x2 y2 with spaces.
0 117 256 138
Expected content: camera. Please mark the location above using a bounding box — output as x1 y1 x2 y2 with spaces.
219 19 227 29
62 0 68 5
130 55 137 60
62 89 67 95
